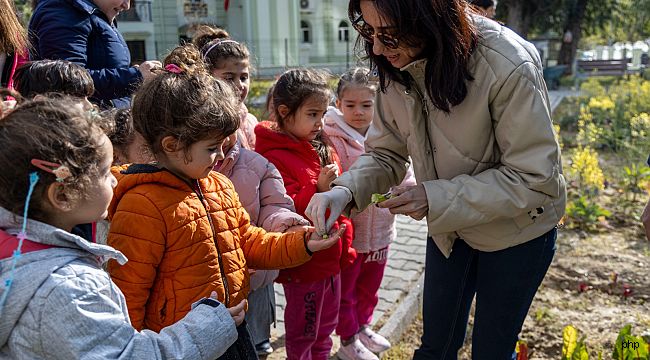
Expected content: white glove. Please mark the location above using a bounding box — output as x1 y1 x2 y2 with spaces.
305 186 352 235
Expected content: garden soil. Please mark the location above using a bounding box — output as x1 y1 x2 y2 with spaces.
383 227 650 359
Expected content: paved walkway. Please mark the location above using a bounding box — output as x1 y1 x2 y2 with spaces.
264 89 573 359
267 216 428 359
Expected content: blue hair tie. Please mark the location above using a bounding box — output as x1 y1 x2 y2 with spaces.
0 172 40 313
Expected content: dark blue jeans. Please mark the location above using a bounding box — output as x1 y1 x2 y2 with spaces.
413 228 557 360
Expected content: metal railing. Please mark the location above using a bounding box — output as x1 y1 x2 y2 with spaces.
117 0 152 22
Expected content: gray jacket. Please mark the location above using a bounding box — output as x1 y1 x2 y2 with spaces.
334 16 566 257
0 207 238 359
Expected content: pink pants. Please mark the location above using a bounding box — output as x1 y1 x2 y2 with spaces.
336 247 389 340
283 275 341 360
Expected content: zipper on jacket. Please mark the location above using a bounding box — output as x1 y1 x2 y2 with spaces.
412 84 429 118
192 180 231 307
411 83 440 179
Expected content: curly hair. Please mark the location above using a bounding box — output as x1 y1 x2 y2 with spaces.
106 108 134 152
0 97 110 222
192 25 251 73
14 60 94 99
131 45 241 157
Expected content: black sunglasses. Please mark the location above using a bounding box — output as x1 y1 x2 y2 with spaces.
351 15 400 50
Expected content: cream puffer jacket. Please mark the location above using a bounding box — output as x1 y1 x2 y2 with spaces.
333 16 566 257
325 107 416 253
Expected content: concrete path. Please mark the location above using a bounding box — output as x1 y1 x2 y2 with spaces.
263 89 574 359
266 216 428 359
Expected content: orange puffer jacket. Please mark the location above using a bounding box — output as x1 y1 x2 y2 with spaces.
107 164 312 332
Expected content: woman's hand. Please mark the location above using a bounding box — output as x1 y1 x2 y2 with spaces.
305 187 352 235
377 184 428 220
137 60 163 81
317 164 339 192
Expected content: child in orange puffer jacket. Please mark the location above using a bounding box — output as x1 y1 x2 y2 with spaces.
106 46 345 360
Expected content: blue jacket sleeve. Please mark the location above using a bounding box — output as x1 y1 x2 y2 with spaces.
29 3 142 101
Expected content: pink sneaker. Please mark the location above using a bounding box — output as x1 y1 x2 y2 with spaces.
358 327 391 353
337 336 379 360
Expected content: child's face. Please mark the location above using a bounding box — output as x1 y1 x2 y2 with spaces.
211 59 250 103
67 134 117 225
164 136 229 180
335 87 375 135
280 96 328 141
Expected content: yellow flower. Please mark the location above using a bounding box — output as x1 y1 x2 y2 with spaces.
569 146 605 191
588 96 615 111
630 112 650 140
576 106 602 147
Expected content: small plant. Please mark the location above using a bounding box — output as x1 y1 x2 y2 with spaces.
569 147 605 193
566 196 611 231
516 340 528 360
576 107 604 148
612 324 649 359
562 325 590 360
534 307 550 322
580 77 607 98
621 164 650 201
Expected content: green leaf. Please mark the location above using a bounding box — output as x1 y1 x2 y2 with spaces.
572 340 590 360
370 193 391 204
563 325 580 359
613 324 633 359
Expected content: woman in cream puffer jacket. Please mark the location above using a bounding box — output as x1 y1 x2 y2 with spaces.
309 1 566 358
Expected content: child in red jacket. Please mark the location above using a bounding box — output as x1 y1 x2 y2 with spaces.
255 68 356 360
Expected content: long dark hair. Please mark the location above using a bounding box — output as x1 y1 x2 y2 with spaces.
0 0 28 55
348 0 478 113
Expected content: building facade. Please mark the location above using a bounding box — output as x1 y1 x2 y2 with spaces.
117 0 358 77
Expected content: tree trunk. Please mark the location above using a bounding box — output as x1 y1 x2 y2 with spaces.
506 0 528 38
558 0 589 70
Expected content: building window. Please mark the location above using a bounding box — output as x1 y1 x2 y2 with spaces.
301 20 311 43
126 40 146 65
338 21 349 42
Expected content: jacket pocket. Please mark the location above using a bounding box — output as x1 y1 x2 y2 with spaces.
157 278 176 325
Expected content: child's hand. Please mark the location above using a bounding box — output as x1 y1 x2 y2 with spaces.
306 223 346 253
226 298 247 326
317 164 339 192
285 224 310 233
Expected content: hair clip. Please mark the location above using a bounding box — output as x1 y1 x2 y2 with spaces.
165 64 183 74
30 159 72 182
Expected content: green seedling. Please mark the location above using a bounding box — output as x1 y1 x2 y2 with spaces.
371 192 392 204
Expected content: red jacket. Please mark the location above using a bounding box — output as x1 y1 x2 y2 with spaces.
255 121 356 283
